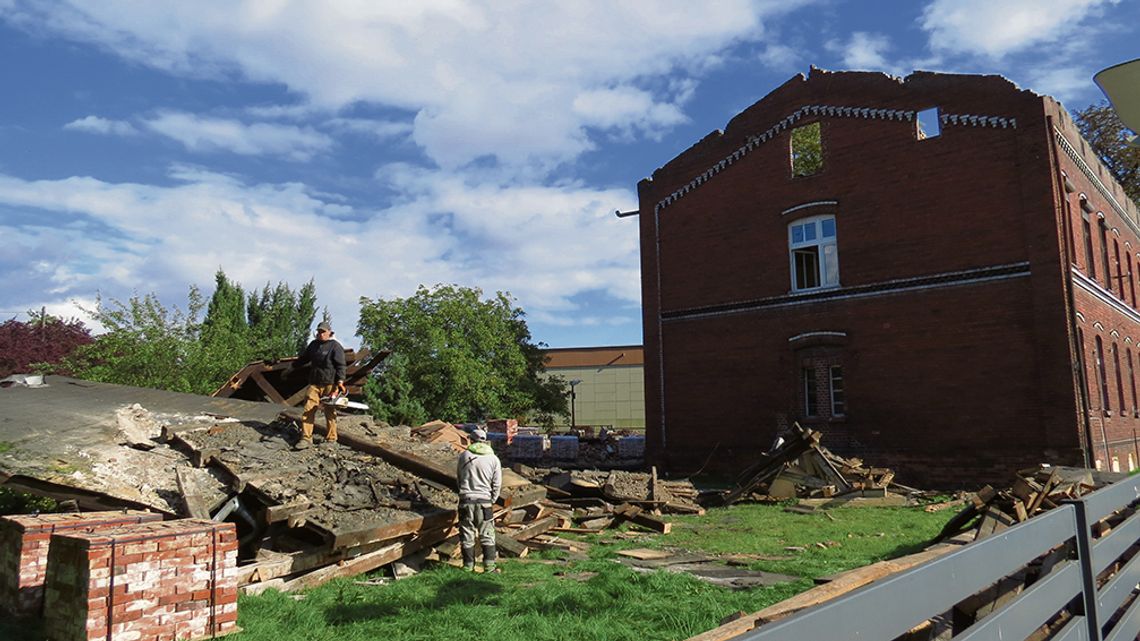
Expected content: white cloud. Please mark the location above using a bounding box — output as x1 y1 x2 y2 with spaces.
573 85 688 138
1024 66 1095 104
829 32 897 74
142 112 333 160
2 0 814 170
0 165 639 343
63 115 137 136
921 0 1118 59
323 117 414 142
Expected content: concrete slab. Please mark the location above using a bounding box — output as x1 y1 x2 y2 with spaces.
0 376 286 513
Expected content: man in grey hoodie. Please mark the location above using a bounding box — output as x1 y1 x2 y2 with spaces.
456 428 502 572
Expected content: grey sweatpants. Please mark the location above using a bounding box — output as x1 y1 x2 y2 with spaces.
458 503 496 548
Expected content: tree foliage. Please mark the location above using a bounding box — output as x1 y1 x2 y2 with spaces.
1074 101 1140 204
67 270 320 395
0 312 93 378
357 284 567 425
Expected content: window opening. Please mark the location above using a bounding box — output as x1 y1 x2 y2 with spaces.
1115 240 1124 299
1096 336 1110 413
789 215 839 292
1114 343 1126 412
791 122 822 177
916 108 941 139
1129 254 1137 307
802 367 818 417
1100 220 1111 289
1083 216 1096 278
829 366 845 416
1129 348 1137 416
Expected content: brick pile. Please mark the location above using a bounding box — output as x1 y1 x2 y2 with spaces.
549 435 579 459
0 511 161 618
42 519 239 641
485 418 518 444
510 434 547 460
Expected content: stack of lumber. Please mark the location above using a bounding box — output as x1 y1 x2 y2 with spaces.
937 464 1124 542
716 422 918 506
158 413 548 594
515 464 705 516
410 420 471 452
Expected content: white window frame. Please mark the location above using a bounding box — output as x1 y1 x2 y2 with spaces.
788 215 839 292
829 365 845 417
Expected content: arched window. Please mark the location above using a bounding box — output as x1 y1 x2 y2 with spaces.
1113 342 1126 413
1115 239 1125 298
1082 212 1096 278
1100 218 1111 288
1128 348 1137 416
1096 336 1110 413
1128 254 1136 307
788 215 839 291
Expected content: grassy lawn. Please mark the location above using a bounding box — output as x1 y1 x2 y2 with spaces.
0 503 952 641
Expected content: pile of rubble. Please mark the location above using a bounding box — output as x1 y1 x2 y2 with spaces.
716 422 920 506
935 464 1126 542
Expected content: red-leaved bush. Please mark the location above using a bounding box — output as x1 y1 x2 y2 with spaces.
0 316 94 378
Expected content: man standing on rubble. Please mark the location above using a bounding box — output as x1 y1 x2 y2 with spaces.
457 428 502 572
294 321 346 450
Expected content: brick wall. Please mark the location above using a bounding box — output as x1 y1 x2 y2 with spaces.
42 519 238 641
636 69 1101 487
0 511 161 618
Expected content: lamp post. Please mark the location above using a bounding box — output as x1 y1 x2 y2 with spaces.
568 379 582 428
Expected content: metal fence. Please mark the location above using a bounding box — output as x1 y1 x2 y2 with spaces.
736 475 1140 641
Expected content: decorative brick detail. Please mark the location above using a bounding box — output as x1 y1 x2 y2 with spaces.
0 511 161 618
42 519 239 641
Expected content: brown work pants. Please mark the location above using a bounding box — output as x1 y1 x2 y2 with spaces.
301 384 338 442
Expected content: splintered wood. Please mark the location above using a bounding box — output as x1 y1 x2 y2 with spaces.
717 422 917 506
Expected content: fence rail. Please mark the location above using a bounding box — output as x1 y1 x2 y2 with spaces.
735 475 1140 641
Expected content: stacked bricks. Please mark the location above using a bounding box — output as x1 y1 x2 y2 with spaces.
485 418 518 444
42 519 239 641
617 435 646 459
549 435 580 460
510 434 547 460
0 511 161 618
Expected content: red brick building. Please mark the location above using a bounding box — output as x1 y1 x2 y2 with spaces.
635 68 1140 487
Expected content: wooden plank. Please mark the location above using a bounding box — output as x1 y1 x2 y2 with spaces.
684 544 962 641
278 524 454 592
618 548 673 560
613 503 672 534
510 515 559 541
495 533 530 558
264 499 312 525
249 370 288 404
331 509 455 550
175 467 212 519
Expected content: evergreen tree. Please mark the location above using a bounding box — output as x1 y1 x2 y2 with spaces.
1074 101 1140 204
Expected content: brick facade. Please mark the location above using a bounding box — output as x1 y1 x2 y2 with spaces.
0 511 161 618
42 519 238 641
636 68 1140 487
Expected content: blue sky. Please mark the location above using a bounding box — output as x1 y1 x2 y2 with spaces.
0 0 1135 349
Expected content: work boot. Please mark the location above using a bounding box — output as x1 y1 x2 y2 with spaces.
482 543 498 573
461 545 476 571
293 438 312 451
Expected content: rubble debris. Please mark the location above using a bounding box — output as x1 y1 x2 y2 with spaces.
716 422 918 506
936 464 1127 542
515 465 704 516
212 348 389 406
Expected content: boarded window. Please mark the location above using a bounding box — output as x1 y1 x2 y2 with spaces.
791 122 822 177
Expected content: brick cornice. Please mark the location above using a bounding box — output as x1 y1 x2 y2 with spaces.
653 105 1018 216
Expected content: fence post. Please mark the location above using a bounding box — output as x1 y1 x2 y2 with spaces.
1071 497 1104 641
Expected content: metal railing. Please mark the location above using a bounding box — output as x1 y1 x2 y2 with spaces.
736 475 1140 641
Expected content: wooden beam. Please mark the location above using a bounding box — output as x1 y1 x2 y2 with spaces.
684 543 961 641
495 533 530 558
612 503 671 534
175 467 211 519
509 515 560 541
249 370 288 405
278 524 454 592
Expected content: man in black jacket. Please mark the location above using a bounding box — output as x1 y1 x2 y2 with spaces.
295 321 346 450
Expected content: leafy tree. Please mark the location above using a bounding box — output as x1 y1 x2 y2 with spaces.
357 284 568 425
66 271 321 395
362 353 428 426
1074 101 1140 204
247 279 319 358
0 312 93 377
65 290 209 393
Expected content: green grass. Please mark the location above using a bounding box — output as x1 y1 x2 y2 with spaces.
0 503 954 641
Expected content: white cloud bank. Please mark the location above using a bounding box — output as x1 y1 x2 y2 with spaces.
0 166 639 341
2 0 811 170
921 0 1119 60
63 115 137 136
